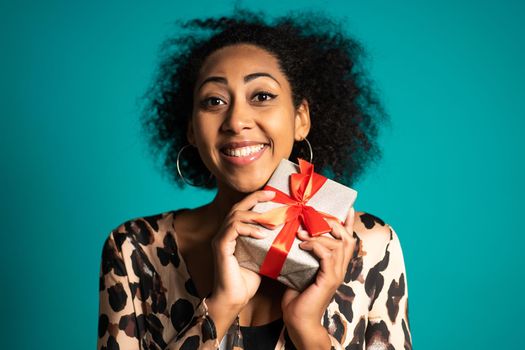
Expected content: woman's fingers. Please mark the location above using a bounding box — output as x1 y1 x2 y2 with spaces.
301 236 344 274
296 228 311 241
324 217 350 240
213 211 269 257
217 210 269 241
326 217 356 259
234 221 267 239
231 209 272 225
343 207 356 234
297 214 348 241
299 238 335 258
299 213 357 282
302 235 340 249
299 238 337 278
233 190 276 211
219 221 267 243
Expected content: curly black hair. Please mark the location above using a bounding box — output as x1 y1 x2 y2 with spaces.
140 7 388 190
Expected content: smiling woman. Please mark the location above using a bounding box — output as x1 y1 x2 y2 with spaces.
188 43 310 194
97 7 412 350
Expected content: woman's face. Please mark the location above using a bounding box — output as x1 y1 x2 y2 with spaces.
188 43 310 193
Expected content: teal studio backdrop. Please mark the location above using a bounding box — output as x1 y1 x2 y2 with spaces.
1 0 524 348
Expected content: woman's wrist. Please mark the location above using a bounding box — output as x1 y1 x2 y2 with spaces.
205 295 243 342
284 320 331 350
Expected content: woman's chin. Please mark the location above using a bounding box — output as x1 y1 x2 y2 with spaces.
223 175 270 194
233 182 268 194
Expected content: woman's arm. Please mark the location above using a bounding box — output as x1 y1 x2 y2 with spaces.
97 229 220 350
98 231 141 350
365 225 412 349
315 218 412 350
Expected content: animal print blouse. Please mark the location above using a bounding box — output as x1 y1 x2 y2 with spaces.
97 209 412 349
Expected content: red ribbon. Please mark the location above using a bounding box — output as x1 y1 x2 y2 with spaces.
252 158 340 279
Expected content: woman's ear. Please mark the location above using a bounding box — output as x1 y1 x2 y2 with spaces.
294 98 311 140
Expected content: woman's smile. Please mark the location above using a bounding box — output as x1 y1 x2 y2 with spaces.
219 142 270 166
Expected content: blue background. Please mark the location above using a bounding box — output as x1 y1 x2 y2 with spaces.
1 0 524 348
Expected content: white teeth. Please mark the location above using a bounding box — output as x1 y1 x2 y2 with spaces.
224 144 266 157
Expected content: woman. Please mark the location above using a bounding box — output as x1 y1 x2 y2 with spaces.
98 8 412 350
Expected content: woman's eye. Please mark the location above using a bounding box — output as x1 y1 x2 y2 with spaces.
202 97 225 107
253 92 277 102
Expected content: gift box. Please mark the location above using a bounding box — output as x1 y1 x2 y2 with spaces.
234 158 358 291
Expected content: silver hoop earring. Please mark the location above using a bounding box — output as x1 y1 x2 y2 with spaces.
176 144 214 187
295 137 313 163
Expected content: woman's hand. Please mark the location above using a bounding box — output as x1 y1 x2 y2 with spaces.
206 190 276 339
281 207 356 349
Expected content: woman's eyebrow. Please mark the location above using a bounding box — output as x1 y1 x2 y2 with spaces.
197 72 281 91
245 72 281 86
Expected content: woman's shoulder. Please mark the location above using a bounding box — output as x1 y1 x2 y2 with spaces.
103 209 182 254
352 210 399 262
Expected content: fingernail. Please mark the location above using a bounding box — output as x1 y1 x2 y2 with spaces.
258 228 269 237
298 230 310 239
264 190 276 196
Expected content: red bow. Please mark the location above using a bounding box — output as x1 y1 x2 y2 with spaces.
253 158 340 279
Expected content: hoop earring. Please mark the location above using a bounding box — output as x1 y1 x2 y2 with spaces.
176 144 214 187
295 137 313 163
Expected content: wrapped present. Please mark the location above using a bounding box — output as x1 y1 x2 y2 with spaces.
234 158 358 291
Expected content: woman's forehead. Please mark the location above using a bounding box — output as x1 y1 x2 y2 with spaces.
197 43 284 81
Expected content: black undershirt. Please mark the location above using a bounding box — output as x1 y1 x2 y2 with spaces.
239 317 284 349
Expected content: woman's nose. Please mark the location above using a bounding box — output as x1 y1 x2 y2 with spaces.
220 98 255 133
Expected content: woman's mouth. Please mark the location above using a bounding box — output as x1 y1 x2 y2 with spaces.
220 143 269 165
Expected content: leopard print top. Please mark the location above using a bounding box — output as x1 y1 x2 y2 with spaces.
97 209 412 350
